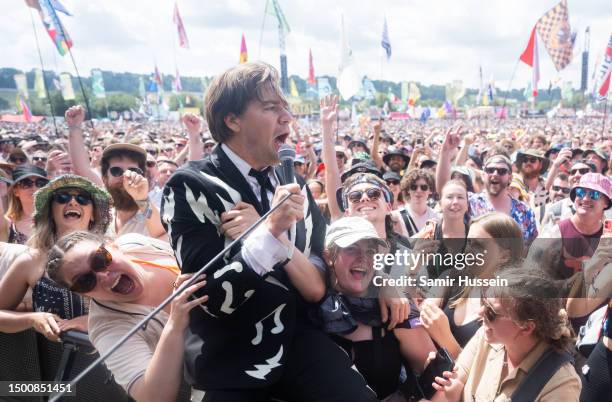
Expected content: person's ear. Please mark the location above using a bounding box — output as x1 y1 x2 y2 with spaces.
323 249 333 266
224 113 241 134
519 320 536 336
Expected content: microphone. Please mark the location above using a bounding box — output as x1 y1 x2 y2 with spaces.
278 144 296 184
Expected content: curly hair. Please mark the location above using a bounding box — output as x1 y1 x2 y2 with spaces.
488 267 574 352
400 168 435 201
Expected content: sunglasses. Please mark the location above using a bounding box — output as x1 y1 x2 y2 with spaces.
9 156 27 164
69 245 112 293
32 156 48 162
410 184 429 192
574 187 603 201
522 156 540 164
204 144 214 149
18 177 49 189
570 168 591 175
347 187 382 204
484 166 510 176
386 180 400 186
146 149 158 156
481 297 504 322
109 166 144 177
146 161 156 168
552 185 571 194
52 192 92 206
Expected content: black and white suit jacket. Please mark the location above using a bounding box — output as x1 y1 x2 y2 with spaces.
160 145 326 390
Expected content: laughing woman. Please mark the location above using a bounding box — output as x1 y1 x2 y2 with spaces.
45 230 208 402
0 175 111 341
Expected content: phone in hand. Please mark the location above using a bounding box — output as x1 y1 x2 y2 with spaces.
603 220 612 238
417 348 455 399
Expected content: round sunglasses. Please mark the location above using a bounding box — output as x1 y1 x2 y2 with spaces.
52 192 92 206
17 178 49 189
409 184 429 192
109 166 144 177
69 245 112 293
347 187 382 204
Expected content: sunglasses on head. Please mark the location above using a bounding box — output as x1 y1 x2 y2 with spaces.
347 187 382 204
570 167 591 175
484 166 510 176
18 177 49 189
109 166 144 177
574 187 603 201
52 191 92 206
69 245 112 293
32 156 47 162
552 185 571 194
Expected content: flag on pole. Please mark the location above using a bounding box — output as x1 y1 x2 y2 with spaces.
59 73 75 100
337 14 361 100
34 68 46 98
27 0 73 56
289 78 299 97
239 33 248 64
381 16 392 60
173 68 183 92
17 95 33 122
14 73 28 99
536 0 573 71
408 83 420 106
173 2 190 49
266 0 290 33
477 66 484 105
593 34 612 101
520 26 540 97
91 69 106 99
48 0 71 16
487 76 495 103
308 49 316 85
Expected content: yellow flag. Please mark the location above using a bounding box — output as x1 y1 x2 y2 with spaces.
290 78 299 97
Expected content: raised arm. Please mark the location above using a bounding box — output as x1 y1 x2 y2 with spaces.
370 121 385 170
435 125 462 194
122 170 167 239
183 113 204 162
65 106 104 187
453 133 474 166
545 148 572 191
321 95 343 221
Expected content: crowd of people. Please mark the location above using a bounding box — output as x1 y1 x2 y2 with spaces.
0 61 610 401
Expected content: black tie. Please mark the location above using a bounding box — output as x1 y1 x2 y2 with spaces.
249 167 274 213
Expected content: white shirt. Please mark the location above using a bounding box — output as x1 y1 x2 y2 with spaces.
221 144 290 276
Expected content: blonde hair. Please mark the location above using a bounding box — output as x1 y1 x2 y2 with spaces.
5 188 24 221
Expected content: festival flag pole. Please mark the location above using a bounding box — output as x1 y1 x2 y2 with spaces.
26 5 59 136
257 0 269 60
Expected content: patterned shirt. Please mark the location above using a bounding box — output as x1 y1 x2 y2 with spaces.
469 192 538 244
513 176 548 208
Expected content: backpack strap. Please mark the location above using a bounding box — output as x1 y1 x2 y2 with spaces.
539 203 546 223
509 348 573 402
399 209 418 237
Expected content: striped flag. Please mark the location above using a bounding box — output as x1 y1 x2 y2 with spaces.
173 2 189 49
536 0 573 71
18 95 33 122
593 34 612 101
27 0 73 56
520 26 540 97
381 17 391 60
239 33 248 64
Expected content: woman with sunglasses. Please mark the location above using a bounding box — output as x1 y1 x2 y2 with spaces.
394 169 439 238
0 164 49 244
45 230 208 402
0 175 110 341
429 268 580 402
419 212 524 360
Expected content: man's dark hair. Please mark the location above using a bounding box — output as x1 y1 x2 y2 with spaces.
100 149 146 177
204 62 287 143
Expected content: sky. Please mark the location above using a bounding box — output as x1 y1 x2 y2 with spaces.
1 0 611 91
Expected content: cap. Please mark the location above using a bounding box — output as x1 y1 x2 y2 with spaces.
11 164 47 183
383 171 401 182
101 143 147 162
325 216 388 249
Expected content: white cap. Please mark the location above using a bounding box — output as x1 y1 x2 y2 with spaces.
325 217 388 249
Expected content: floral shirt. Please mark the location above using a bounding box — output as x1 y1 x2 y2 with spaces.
469 192 538 244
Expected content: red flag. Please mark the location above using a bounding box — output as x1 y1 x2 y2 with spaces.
173 2 189 49
239 34 248 64
520 26 540 97
19 96 32 122
308 49 315 85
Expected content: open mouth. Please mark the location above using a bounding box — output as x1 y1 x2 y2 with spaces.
349 268 367 280
110 274 135 295
274 133 290 148
63 209 82 220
